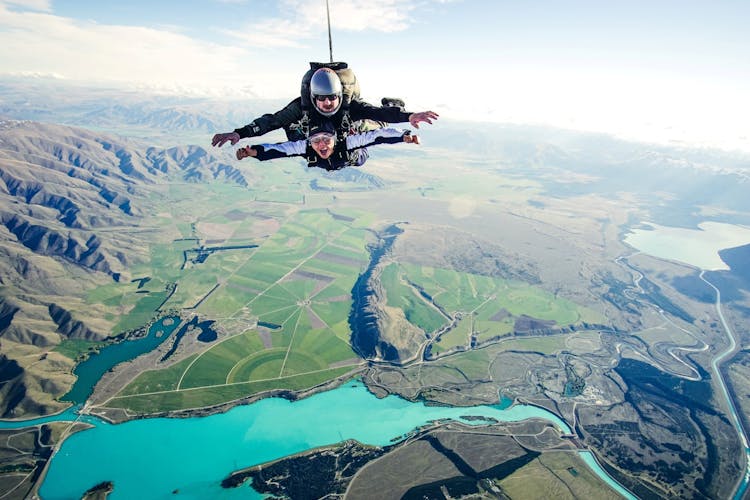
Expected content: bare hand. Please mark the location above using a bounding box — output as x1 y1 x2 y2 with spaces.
408 111 439 129
236 146 257 160
212 132 240 147
404 134 420 145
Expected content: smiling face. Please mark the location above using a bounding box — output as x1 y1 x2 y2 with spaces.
309 133 336 159
314 94 340 116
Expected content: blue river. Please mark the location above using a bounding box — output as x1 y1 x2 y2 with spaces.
0 380 643 499
32 380 583 499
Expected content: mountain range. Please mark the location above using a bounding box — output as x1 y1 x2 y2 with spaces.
0 118 247 416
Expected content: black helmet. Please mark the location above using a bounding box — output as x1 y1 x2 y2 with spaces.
310 68 342 117
308 121 336 139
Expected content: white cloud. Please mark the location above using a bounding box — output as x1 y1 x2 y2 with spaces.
2 0 51 12
221 18 310 49
0 4 269 94
222 0 416 48
0 0 420 95
324 0 415 32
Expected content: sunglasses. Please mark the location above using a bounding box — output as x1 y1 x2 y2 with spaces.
314 94 339 102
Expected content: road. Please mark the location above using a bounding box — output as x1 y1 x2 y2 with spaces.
700 271 750 499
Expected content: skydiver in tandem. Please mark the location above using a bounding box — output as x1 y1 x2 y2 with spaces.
234 121 419 171
211 62 438 149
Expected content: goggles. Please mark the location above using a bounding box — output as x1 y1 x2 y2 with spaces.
314 94 339 103
309 133 335 145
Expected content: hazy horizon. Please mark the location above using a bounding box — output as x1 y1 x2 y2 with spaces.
1 0 749 152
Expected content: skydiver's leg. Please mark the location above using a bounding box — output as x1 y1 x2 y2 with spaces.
354 119 383 133
381 97 406 112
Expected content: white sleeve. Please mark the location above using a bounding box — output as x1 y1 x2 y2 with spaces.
345 128 406 149
259 139 307 156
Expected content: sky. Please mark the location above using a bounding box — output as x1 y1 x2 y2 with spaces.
0 0 748 152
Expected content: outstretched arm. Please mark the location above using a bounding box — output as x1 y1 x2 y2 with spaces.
345 128 420 149
213 131 241 148
235 145 258 160
234 98 304 139
408 111 439 129
235 139 308 162
349 100 439 128
212 98 305 148
404 134 420 145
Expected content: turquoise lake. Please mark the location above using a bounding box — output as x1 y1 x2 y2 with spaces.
60 316 180 404
39 380 574 499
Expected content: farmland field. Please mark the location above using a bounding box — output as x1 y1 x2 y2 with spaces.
100 209 368 413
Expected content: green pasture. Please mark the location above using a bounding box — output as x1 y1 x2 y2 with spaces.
381 263 448 334
252 160 305 183
328 320 351 341
498 451 621 500
310 281 351 301
269 309 304 349
431 315 473 354
291 325 356 364
384 263 594 352
301 258 357 277
402 264 496 312
173 222 194 239
105 366 356 413
228 348 287 382
255 189 304 204
410 363 483 388
164 272 220 310
310 300 351 328
223 222 261 245
120 355 198 395
473 317 515 343
207 247 258 269
492 335 569 355
85 189 361 340
234 261 292 286
280 311 346 369
578 305 606 324
432 348 492 381
255 303 300 329
53 339 105 360
311 250 367 270
197 287 250 317
278 277 321 301
179 331 265 388
86 281 128 305
330 228 370 252
323 207 368 224
222 273 267 296
117 291 169 329
248 286 298 313
147 241 195 278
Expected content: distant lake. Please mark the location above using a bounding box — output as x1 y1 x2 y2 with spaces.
624 221 750 270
